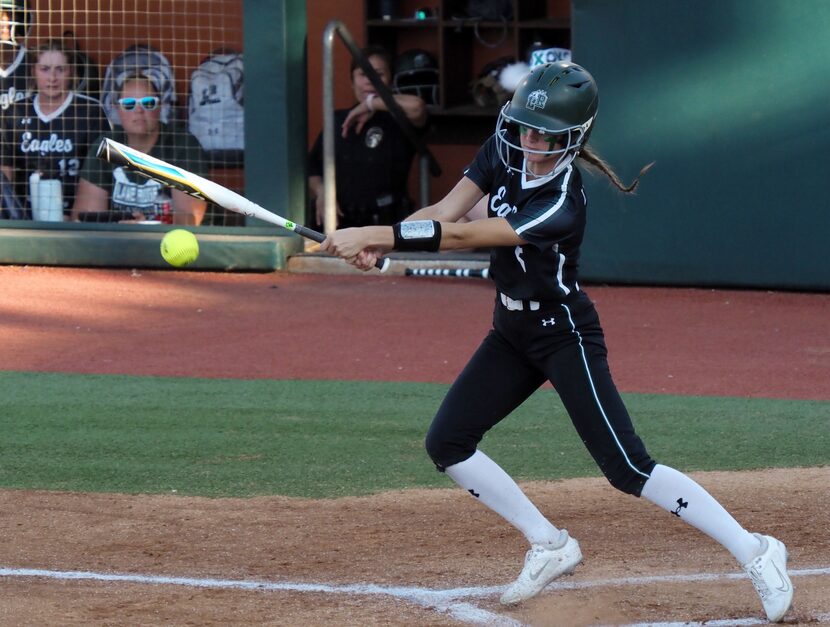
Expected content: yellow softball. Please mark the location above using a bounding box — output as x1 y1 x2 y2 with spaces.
160 229 199 267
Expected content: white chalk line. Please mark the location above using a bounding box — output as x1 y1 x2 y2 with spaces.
603 616 830 627
1 565 828 627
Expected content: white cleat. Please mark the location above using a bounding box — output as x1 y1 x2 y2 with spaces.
743 533 794 623
500 531 582 605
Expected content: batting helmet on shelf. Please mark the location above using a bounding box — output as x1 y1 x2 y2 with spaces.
470 55 515 108
392 48 439 105
0 0 32 46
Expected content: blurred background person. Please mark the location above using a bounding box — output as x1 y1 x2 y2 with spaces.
73 72 207 224
0 0 30 218
0 0 30 110
1 39 109 219
307 45 427 230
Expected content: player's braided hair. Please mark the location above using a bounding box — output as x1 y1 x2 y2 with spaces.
577 145 654 194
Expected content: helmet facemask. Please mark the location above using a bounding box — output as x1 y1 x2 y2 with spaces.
494 61 598 179
495 104 594 179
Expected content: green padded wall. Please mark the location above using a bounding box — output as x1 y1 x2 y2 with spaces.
243 0 308 227
0 223 291 271
573 0 829 290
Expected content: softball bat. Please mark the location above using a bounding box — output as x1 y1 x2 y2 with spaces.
96 138 390 272
405 267 489 279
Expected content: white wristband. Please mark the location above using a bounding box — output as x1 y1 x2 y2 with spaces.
365 93 376 112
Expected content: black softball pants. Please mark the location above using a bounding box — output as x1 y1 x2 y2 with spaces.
425 290 657 496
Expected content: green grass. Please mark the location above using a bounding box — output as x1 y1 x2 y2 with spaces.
0 371 827 498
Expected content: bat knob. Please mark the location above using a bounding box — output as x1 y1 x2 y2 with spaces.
377 257 392 273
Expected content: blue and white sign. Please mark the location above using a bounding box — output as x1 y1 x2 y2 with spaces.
529 48 571 68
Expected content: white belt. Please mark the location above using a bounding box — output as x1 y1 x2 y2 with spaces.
500 292 540 311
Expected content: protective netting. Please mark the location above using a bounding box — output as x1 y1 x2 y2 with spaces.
0 0 244 226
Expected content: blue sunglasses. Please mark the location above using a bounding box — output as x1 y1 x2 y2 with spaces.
118 96 160 111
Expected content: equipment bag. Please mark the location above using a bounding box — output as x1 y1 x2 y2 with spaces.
188 49 244 155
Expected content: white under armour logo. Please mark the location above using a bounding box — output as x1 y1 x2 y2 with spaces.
542 317 555 327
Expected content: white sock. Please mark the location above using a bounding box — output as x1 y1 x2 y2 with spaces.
444 450 561 546
640 464 763 564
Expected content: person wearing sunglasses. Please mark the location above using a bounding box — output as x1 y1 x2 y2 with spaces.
0 38 110 219
118 95 159 112
321 61 793 623
72 73 207 224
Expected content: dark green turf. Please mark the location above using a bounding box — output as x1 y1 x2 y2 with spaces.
0 371 827 498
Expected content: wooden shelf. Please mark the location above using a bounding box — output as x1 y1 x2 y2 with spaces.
366 0 571 116
366 18 439 27
429 104 500 117
517 18 571 29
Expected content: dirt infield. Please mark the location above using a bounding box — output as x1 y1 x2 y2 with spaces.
1 266 828 626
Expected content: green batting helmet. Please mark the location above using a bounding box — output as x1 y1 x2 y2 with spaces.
496 61 598 178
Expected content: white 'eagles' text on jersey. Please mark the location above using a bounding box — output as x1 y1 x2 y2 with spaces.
1 91 110 209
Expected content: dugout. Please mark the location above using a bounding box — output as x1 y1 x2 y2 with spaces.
0 0 305 272
0 0 828 290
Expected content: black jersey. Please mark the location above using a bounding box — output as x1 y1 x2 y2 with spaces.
1 92 110 210
308 109 419 226
0 46 29 112
464 134 587 302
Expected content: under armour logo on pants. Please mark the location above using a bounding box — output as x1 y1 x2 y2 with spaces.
673 497 688 517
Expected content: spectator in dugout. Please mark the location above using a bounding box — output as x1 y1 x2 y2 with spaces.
0 0 29 111
307 45 428 230
72 72 207 225
0 38 110 219
0 0 30 217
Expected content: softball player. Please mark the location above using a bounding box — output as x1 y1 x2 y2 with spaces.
0 39 110 214
321 61 793 623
